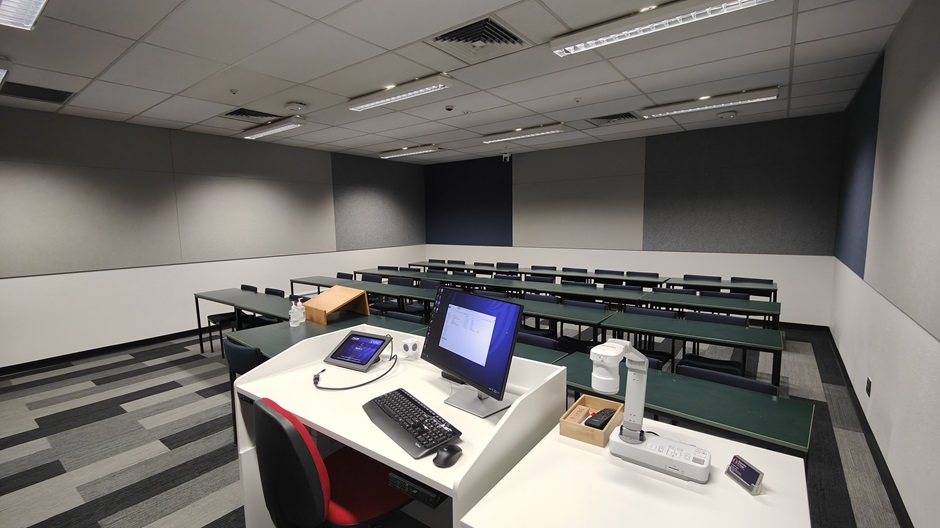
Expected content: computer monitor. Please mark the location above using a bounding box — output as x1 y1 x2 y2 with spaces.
421 287 523 417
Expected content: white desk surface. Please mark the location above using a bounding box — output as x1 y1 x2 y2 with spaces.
461 422 810 528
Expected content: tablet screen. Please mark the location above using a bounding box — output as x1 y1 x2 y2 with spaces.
325 332 390 371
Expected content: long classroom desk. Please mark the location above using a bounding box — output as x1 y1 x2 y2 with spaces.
290 275 436 304
554 353 813 455
517 267 670 288
602 311 785 387
641 290 781 328
667 277 778 301
194 287 293 354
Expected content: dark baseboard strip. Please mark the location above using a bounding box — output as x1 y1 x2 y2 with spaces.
0 328 201 378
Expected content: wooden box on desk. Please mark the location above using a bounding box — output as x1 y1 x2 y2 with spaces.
302 285 369 325
559 394 624 447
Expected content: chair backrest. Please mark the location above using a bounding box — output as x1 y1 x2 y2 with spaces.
678 355 744 376
646 356 664 371
524 292 558 304
264 287 285 298
603 283 642 291
222 338 264 375
496 262 519 269
377 265 398 271
531 265 557 271
593 269 625 285
685 311 747 326
361 274 382 283
385 311 423 323
453 271 476 277
594 269 624 276
562 298 604 310
428 259 445 263
474 262 494 267
561 279 595 288
427 270 448 277
447 259 465 265
419 279 441 290
255 398 329 527
400 267 421 272
653 287 695 295
562 267 587 273
730 276 773 284
388 276 413 287
625 306 676 319
494 273 520 280
241 284 258 292
701 290 749 300
336 272 353 280
475 290 508 299
684 274 721 282
525 275 553 283
676 365 775 395
516 333 558 350
627 271 659 278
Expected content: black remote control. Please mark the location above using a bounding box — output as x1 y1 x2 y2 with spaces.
584 408 616 429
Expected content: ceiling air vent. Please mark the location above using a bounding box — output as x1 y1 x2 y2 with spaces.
0 82 73 104
586 111 640 127
426 16 531 65
222 107 283 124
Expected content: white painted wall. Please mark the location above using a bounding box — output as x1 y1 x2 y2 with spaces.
830 260 940 528
0 245 426 369
427 244 834 325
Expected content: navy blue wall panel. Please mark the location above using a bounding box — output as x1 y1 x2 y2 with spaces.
644 114 844 255
836 55 883 277
425 157 512 246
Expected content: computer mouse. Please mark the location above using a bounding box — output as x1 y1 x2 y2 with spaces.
433 444 462 468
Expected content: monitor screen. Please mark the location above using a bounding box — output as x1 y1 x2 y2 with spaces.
421 287 522 416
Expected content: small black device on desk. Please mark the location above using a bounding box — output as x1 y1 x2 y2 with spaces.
584 408 616 429
433 444 462 468
363 388 462 459
323 331 390 372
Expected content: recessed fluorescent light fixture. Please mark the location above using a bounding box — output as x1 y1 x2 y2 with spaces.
551 0 774 57
380 145 441 159
482 123 566 144
0 0 49 30
242 116 306 139
637 87 779 119
348 75 450 112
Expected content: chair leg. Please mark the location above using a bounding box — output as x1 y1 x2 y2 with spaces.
229 370 237 446
209 323 216 353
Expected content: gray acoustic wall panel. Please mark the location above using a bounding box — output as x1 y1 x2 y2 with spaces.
512 140 645 250
865 0 940 341
0 106 173 172
175 173 336 262
332 154 425 251
0 161 181 277
644 114 844 254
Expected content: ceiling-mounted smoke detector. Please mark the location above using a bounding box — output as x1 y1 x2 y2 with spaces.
284 101 307 113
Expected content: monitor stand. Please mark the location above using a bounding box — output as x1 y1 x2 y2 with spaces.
445 387 516 418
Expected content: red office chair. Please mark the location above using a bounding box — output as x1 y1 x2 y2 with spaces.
254 398 412 527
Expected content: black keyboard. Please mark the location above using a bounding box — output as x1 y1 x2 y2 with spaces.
363 388 461 459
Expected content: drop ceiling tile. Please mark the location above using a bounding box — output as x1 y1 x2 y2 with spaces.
439 104 535 128
197 116 252 130
794 26 895 65
799 0 846 10
181 67 294 106
4 65 91 93
238 22 385 83
343 112 428 133
585 122 681 141
451 43 601 90
144 0 312 64
43 0 185 39
496 1 569 45
518 80 641 114
269 0 357 19
679 110 789 130
272 137 319 147
68 81 170 115
670 100 789 123
796 0 909 43
457 143 534 154
0 19 133 78
128 115 191 129
394 42 467 73
790 74 865 97
539 0 636 31
101 44 226 94
791 53 878 83
307 53 435 98
309 142 352 152
402 91 511 120
489 62 625 103
246 85 347 116
326 134 392 149
609 17 793 79
789 103 847 117
632 47 791 94
439 136 491 150
304 103 392 126
543 94 654 122
291 126 364 143
379 121 457 140
183 124 236 136
323 0 518 49
789 89 856 108
0 95 61 112
365 139 417 152
470 115 561 135
565 120 597 130
58 106 133 121
141 96 234 123
409 129 480 145
648 69 790 105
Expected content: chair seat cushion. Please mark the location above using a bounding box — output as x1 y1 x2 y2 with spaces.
324 448 411 526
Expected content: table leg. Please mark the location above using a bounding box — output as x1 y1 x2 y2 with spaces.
772 350 782 387
195 296 205 355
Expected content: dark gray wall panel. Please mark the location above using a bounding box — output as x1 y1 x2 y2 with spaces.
0 106 173 172
425 157 512 246
836 55 882 277
332 154 425 250
0 161 181 277
644 115 844 255
170 131 332 183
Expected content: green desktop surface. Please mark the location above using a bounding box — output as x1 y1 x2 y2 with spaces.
640 291 781 318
